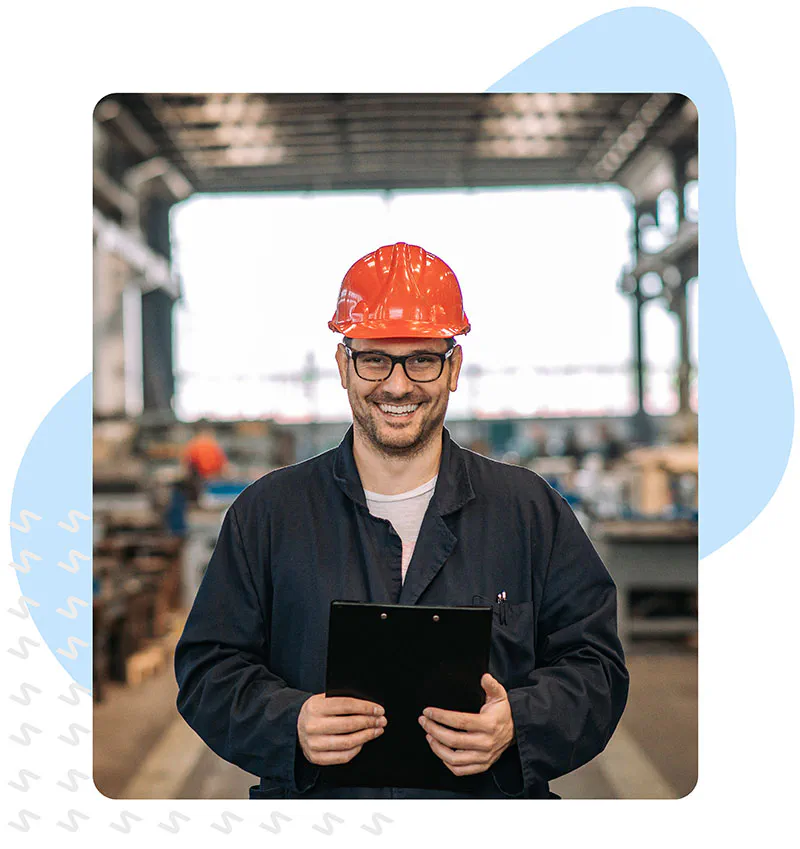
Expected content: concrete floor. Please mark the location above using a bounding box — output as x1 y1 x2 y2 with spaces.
94 633 697 800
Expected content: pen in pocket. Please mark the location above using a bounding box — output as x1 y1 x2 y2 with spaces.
496 590 507 625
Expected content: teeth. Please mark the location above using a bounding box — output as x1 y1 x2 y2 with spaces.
379 403 419 415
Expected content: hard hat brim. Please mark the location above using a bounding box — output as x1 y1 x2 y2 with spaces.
328 318 470 338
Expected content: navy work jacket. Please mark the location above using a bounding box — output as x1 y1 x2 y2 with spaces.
175 427 629 799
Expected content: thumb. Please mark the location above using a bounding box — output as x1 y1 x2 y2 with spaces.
481 673 506 704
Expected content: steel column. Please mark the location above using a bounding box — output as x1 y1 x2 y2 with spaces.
630 203 655 444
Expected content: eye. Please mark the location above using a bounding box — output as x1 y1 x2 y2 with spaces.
411 355 438 366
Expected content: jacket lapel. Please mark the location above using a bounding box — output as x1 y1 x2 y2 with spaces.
397 511 457 605
398 429 475 605
332 426 368 508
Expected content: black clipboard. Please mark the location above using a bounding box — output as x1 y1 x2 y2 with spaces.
323 600 492 790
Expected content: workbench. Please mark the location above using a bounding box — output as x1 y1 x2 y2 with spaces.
591 519 698 650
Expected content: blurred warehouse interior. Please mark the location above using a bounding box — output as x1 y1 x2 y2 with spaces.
92 93 698 800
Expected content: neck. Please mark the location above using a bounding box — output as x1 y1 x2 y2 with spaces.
352 426 443 495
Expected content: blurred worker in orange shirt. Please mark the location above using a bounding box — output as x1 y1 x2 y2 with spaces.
183 425 227 502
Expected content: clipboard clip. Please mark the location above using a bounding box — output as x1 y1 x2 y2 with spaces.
496 590 507 625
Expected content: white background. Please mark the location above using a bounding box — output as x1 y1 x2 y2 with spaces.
2 1 798 845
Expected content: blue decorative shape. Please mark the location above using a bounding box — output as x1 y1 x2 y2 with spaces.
10 375 91 689
488 8 794 557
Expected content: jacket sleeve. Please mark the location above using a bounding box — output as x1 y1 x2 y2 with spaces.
507 495 629 790
174 502 314 791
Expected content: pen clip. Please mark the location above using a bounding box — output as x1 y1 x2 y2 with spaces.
496 590 507 625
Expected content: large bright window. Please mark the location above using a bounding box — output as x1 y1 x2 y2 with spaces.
171 187 662 421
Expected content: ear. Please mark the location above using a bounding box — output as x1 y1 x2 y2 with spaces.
335 343 349 390
447 345 463 392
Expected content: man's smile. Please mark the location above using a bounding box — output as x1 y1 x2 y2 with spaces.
373 401 422 422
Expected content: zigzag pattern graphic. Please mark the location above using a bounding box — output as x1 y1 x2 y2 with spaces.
260 812 293 834
56 810 90 831
57 769 90 791
59 682 91 705
9 682 43 705
361 812 394 835
8 810 40 831
10 549 42 574
8 636 41 659
7 596 41 618
109 811 143 833
210 811 244 833
57 549 90 574
8 770 41 792
158 811 191 833
313 813 345 835
9 723 43 745
58 510 90 532
58 723 90 745
10 510 42 533
56 595 89 619
56 636 89 659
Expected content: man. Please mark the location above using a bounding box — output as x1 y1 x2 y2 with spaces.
175 242 629 800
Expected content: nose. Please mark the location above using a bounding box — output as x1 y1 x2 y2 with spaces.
381 361 415 396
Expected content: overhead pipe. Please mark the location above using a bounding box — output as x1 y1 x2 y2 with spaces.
95 98 194 230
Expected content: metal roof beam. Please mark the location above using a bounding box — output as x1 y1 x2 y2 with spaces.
95 99 159 159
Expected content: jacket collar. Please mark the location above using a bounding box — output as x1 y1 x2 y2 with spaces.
332 425 475 515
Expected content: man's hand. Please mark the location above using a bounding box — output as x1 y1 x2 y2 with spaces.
419 674 515 776
298 695 387 766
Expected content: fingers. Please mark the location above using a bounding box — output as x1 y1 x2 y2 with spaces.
420 706 502 777
302 724 384 764
480 674 506 702
300 701 387 766
308 745 364 766
425 734 491 772
306 714 386 735
419 716 490 752
421 707 483 732
299 694 389 766
306 725 384 754
318 697 385 717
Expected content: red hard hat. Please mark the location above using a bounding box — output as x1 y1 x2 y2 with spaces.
328 242 471 339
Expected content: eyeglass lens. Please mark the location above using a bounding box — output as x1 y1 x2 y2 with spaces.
355 353 443 382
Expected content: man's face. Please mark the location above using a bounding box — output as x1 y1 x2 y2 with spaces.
335 337 462 457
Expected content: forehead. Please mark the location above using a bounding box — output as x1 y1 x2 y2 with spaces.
349 337 449 354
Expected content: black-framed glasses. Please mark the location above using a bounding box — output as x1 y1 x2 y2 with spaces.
343 341 455 383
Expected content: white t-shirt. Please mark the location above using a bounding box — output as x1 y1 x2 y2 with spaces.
364 476 438 583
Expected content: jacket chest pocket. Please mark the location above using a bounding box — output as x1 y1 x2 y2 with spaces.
473 596 535 689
